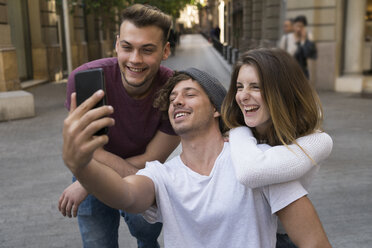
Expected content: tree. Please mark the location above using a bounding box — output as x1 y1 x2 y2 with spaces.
132 0 196 18
63 0 196 19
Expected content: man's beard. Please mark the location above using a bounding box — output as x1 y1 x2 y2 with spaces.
120 70 149 88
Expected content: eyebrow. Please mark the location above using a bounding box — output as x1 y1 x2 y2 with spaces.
236 81 259 85
119 40 157 48
170 87 201 96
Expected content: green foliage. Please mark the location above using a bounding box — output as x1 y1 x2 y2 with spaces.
61 0 197 18
53 0 197 27
80 0 128 15
131 0 196 18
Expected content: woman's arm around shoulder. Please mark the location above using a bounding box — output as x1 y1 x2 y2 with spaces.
229 126 333 188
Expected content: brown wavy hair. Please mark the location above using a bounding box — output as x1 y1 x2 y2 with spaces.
153 72 191 113
221 48 323 146
121 4 172 45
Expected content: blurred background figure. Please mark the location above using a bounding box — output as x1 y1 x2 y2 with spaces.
278 18 294 53
214 25 221 41
283 18 294 34
210 25 221 42
168 28 177 56
279 15 317 79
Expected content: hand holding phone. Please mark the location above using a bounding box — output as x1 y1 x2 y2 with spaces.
74 68 109 135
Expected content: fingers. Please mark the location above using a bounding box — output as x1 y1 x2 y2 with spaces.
68 90 105 120
70 92 77 113
59 194 68 217
58 191 79 218
75 90 105 116
73 114 114 155
58 193 64 213
72 204 79 217
64 103 114 140
66 200 73 218
78 106 114 137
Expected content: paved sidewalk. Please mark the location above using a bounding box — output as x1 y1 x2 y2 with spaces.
0 34 372 247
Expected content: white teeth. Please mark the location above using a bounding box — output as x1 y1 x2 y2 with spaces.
175 112 188 118
244 106 259 112
128 67 144 72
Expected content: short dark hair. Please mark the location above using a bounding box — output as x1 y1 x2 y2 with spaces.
293 15 308 26
120 4 172 44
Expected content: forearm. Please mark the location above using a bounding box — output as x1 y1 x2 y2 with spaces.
230 127 333 188
93 148 139 177
76 159 155 213
93 132 180 177
75 159 133 210
62 91 152 212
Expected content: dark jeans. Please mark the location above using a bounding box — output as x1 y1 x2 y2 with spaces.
73 178 162 248
276 233 298 248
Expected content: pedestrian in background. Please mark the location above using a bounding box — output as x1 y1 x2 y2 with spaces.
221 48 332 248
168 28 177 56
209 25 221 42
58 4 180 248
278 18 294 52
279 15 317 78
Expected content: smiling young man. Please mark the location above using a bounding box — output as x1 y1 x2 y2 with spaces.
62 68 331 248
58 4 180 248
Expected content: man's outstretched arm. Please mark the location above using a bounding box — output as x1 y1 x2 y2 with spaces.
75 159 155 213
58 131 179 218
94 130 180 174
59 89 179 217
61 90 155 213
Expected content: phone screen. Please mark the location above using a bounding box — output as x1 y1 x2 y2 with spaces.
74 68 109 135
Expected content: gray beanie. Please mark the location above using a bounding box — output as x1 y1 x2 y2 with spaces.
179 68 227 113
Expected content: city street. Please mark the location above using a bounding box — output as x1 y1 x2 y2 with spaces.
0 34 371 247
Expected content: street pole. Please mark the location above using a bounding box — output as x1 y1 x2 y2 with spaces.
62 0 72 75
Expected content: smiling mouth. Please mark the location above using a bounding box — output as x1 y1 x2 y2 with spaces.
244 106 259 113
127 66 146 73
174 112 190 119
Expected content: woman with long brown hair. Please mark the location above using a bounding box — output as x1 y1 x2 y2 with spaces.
221 48 333 247
221 47 332 189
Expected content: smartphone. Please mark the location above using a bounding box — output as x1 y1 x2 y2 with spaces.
74 68 109 135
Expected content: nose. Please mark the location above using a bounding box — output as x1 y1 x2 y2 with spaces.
237 89 250 104
172 94 184 107
129 49 143 64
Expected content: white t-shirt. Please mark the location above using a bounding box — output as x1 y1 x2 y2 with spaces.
278 32 314 56
137 143 307 248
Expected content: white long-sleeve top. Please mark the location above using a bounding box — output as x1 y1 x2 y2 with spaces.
229 126 333 189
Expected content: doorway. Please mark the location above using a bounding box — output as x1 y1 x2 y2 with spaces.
7 0 33 81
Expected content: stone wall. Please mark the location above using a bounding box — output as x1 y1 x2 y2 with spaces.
0 0 20 91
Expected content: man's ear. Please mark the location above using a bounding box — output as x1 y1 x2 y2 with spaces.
214 108 221 118
162 42 171 60
115 35 119 54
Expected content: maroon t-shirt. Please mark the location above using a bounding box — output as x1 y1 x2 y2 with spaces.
65 57 175 159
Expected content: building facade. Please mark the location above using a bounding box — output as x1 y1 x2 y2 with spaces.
201 0 372 95
0 0 116 92
1 0 372 95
